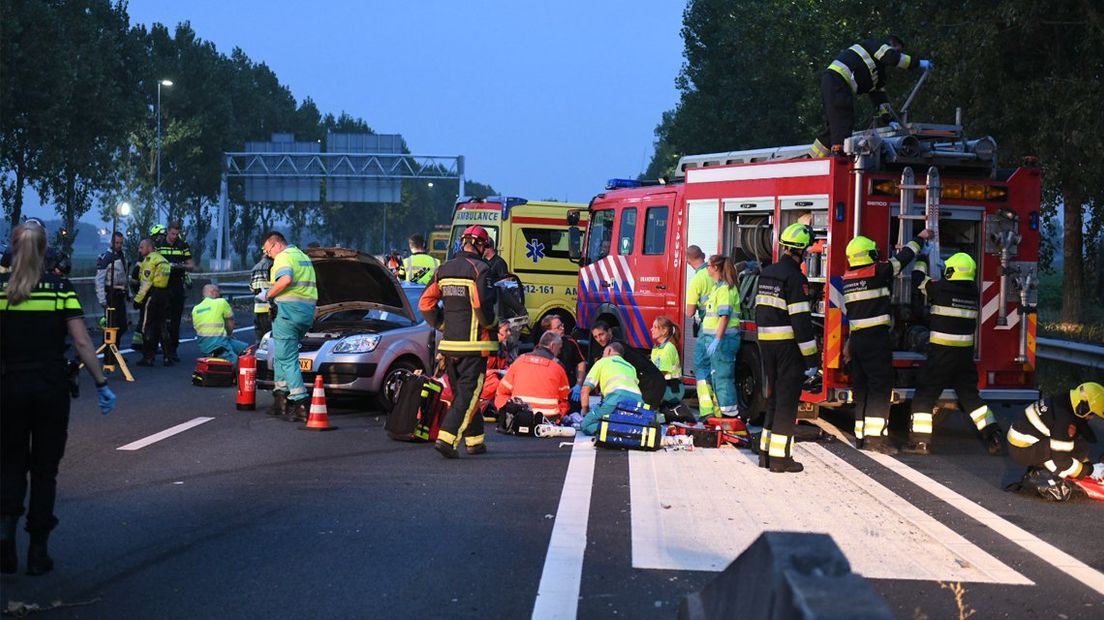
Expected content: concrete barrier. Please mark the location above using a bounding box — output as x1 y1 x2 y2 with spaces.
678 532 893 620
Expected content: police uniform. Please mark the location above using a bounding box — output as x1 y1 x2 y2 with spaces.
269 245 317 413
402 251 440 285
135 250 174 364
192 296 248 365
842 236 921 448
755 254 818 468
418 249 497 455
154 236 192 354
0 271 83 558
580 354 643 436
813 38 918 156
249 255 274 344
699 281 742 417
686 264 716 415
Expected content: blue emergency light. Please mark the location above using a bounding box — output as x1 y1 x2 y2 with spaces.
606 178 643 190
1028 211 1039 231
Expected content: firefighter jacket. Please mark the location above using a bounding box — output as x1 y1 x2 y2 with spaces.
135 251 171 304
842 237 922 332
494 346 570 419
403 252 440 285
1008 395 1094 479
419 250 497 356
95 249 128 306
827 38 917 106
916 275 979 348
755 254 818 367
250 255 274 314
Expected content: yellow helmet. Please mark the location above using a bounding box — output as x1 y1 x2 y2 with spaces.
846 236 878 267
943 252 976 281
1070 382 1104 419
149 224 167 237
779 223 812 251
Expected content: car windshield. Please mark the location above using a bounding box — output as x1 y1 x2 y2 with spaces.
317 308 414 328
403 285 425 322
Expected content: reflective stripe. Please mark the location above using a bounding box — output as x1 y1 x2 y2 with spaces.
968 405 995 430
854 418 865 440
828 60 858 93
756 294 787 310
1024 402 1051 436
864 417 887 437
1006 427 1039 448
905 240 921 254
1050 438 1075 453
439 339 497 352
931 305 978 319
1043 459 1058 473
896 53 912 69
759 429 771 452
810 139 830 157
844 288 889 303
757 325 795 340
912 411 933 434
848 315 891 331
788 301 811 314
798 339 817 356
929 331 974 347
849 43 878 84
874 44 893 61
1058 461 1082 479
768 433 791 458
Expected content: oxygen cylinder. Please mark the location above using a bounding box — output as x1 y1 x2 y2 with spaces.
236 352 257 411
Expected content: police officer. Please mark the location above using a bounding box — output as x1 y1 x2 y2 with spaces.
1006 382 1104 500
249 250 274 344
755 224 820 473
906 252 1004 455
684 245 717 417
482 235 509 284
812 36 931 157
419 225 498 458
134 238 175 367
403 234 440 285
257 231 317 422
192 284 248 365
842 229 930 454
1 220 116 576
95 231 129 366
152 222 193 360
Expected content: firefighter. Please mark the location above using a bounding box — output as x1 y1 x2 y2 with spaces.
152 223 193 361
684 245 717 417
134 238 175 367
906 252 1004 455
495 331 571 423
191 284 248 365
257 231 318 422
755 224 820 473
249 250 274 344
402 234 440 285
842 229 931 454
579 342 644 436
811 36 931 157
1006 382 1104 501
700 255 742 418
418 225 498 458
95 231 129 367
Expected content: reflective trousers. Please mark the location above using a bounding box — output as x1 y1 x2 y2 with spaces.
581 389 643 436
272 301 314 402
760 341 805 459
197 336 249 366
695 333 741 417
438 355 486 449
910 345 995 443
849 327 893 441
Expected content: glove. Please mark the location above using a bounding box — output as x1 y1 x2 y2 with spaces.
96 383 116 415
919 59 933 70
888 121 901 131
254 289 268 303
705 338 720 357
802 368 823 393
804 367 819 378
1091 463 1104 482
570 384 582 402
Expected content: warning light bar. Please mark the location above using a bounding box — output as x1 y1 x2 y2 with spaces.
870 179 1008 202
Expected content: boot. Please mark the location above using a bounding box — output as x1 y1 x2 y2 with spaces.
434 439 459 459
284 399 308 423
267 391 287 417
1 516 16 574
983 425 1006 456
862 436 899 456
466 443 487 456
769 457 804 474
137 358 155 367
758 452 770 469
902 440 931 455
26 533 53 576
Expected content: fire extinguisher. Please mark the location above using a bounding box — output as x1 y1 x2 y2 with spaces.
237 349 257 411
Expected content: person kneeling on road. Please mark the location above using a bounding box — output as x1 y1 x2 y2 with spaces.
192 284 248 365
495 331 571 424
1007 382 1104 501
579 342 643 436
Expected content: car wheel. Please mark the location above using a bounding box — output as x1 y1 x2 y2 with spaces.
375 359 421 412
736 345 765 425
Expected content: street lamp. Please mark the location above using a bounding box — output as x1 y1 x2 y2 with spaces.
156 79 173 221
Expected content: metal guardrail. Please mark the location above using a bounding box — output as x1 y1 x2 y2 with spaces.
69 269 251 284
1036 337 1104 370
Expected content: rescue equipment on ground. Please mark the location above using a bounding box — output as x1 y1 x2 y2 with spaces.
236 350 257 410
596 402 662 451
496 398 546 437
385 372 444 442
192 357 234 387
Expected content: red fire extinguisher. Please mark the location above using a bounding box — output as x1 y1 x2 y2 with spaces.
237 349 257 411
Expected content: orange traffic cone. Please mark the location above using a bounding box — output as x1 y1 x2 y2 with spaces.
301 375 336 431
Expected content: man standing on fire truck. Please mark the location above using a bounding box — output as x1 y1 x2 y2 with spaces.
755 224 820 473
843 228 930 455
906 252 1005 456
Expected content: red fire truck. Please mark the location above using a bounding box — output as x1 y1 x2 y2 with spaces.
567 119 1041 420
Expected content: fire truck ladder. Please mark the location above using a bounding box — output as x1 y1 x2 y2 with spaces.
893 166 941 304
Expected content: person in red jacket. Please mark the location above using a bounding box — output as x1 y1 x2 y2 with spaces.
495 331 571 423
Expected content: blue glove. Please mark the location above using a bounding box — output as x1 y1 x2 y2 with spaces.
888 121 901 131
804 367 819 378
570 384 582 402
919 59 932 70
97 384 116 415
706 338 720 357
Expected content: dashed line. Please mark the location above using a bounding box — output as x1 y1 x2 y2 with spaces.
117 417 215 451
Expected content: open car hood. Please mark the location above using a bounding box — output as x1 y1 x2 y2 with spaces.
305 247 415 321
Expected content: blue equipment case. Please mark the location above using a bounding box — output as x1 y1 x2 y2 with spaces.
596 402 661 451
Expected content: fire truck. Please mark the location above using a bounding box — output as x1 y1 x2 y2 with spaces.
567 117 1041 420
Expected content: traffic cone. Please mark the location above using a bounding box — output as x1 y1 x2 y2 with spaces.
300 375 336 431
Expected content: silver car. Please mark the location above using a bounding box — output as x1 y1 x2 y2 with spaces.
255 247 436 409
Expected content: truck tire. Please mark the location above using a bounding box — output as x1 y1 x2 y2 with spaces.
736 344 766 425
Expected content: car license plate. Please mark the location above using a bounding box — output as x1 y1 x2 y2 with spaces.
299 358 312 371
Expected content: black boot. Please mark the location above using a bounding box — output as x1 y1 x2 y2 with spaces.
267 391 287 417
769 457 804 473
862 436 899 456
284 399 308 423
902 439 931 455
26 533 53 576
758 452 770 469
1 516 16 574
983 425 1006 456
435 439 459 459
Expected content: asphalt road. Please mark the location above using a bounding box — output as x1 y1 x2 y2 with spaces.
2 329 1102 619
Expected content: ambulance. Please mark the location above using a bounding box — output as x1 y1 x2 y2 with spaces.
449 197 589 332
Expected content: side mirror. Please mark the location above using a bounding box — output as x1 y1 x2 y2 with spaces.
567 209 581 226
568 226 582 262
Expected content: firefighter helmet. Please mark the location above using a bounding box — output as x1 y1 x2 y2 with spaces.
943 252 975 281
150 224 167 237
461 225 491 249
779 224 812 251
1070 382 1104 419
846 236 879 267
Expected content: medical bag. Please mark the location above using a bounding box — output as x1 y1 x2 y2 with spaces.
496 398 544 437
595 401 661 451
191 357 235 387
385 373 443 442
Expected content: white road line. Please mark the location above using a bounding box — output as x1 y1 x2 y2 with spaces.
531 435 596 620
117 417 215 451
97 325 255 359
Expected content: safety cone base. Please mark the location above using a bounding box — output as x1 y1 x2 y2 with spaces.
301 375 337 431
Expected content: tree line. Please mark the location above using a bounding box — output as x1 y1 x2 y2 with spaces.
645 0 1103 322
1 0 494 269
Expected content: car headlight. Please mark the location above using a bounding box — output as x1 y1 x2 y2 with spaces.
332 334 381 354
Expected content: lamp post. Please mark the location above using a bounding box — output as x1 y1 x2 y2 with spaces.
156 79 173 220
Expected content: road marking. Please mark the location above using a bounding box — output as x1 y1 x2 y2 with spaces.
97 325 255 359
628 444 1030 584
532 434 596 620
117 417 215 451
